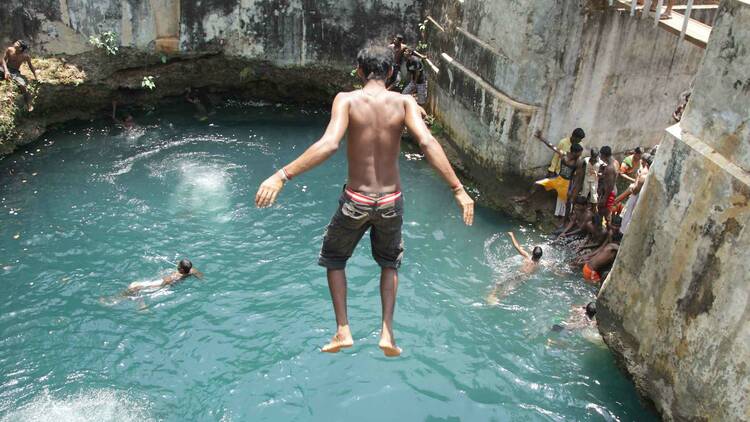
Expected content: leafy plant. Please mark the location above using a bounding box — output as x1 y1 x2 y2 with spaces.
416 41 429 53
89 31 119 55
141 76 156 90
418 19 428 33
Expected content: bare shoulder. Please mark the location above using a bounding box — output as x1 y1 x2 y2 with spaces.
398 92 418 108
334 91 355 103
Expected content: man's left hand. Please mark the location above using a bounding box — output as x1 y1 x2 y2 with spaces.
255 172 285 208
454 188 474 226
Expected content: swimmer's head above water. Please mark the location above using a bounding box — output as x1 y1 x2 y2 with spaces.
531 246 543 262
585 302 597 319
178 259 193 275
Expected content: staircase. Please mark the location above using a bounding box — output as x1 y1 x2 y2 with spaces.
608 0 719 48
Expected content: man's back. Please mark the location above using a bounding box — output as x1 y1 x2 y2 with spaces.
343 89 406 193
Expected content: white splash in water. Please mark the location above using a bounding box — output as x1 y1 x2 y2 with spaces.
1 389 152 422
172 161 236 217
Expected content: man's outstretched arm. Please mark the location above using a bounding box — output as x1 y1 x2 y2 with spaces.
507 232 531 260
255 93 349 208
404 96 474 225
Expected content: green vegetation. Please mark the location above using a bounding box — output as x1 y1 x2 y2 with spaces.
0 58 86 146
89 31 119 56
430 119 445 137
141 76 156 90
0 82 19 148
417 19 429 53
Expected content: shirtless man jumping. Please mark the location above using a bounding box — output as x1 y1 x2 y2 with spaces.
2 40 38 112
255 45 474 357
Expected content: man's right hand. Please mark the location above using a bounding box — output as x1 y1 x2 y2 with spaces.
454 188 474 226
3 72 9 81
255 172 285 208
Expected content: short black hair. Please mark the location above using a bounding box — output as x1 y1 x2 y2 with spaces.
589 148 599 159
575 195 588 205
357 45 393 81
178 259 193 274
570 143 583 154
585 302 597 319
634 146 643 155
611 215 622 226
395 34 404 41
16 40 28 51
600 146 612 158
612 232 624 243
572 128 585 140
532 246 543 261
641 153 654 167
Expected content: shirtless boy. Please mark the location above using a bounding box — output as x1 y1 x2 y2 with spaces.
582 232 622 283
254 45 474 357
127 259 203 294
2 40 37 112
486 232 542 305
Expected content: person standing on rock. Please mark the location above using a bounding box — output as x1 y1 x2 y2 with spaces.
255 45 474 357
2 40 38 112
386 35 406 90
515 139 583 218
547 128 585 178
597 146 619 224
402 48 428 105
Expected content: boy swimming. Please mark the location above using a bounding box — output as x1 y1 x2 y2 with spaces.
126 259 203 295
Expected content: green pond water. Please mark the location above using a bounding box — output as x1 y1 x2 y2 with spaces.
0 105 656 421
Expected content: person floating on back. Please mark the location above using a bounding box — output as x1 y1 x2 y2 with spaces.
254 45 474 357
126 259 203 295
2 40 38 112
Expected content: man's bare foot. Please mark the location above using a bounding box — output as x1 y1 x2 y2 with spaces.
378 327 402 357
321 326 353 353
378 338 402 357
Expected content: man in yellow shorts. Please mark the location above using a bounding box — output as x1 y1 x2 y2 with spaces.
518 143 583 217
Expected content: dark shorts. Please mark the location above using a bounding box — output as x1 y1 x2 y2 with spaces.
318 189 404 270
6 69 26 88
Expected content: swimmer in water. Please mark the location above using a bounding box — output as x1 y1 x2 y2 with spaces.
126 259 203 295
111 100 136 131
508 231 542 273
551 302 597 332
486 232 543 304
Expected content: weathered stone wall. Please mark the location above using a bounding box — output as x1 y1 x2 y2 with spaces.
0 0 421 155
425 0 705 179
0 0 421 67
598 1 750 420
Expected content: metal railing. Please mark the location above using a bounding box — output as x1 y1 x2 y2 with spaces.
608 0 716 46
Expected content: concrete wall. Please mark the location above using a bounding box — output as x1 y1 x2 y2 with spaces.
0 0 421 67
425 0 705 178
597 1 750 420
